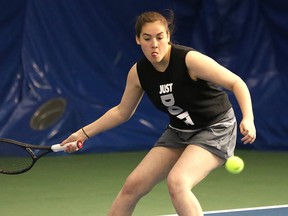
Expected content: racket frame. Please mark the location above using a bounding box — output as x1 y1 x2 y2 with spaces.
0 138 81 175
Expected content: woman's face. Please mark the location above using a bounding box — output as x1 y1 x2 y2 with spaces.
136 21 170 64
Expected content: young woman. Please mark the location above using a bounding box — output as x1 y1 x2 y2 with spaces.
62 11 256 216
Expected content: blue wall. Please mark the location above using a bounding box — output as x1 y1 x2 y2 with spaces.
1 0 288 153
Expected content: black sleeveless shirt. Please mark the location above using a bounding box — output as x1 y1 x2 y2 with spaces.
136 44 232 130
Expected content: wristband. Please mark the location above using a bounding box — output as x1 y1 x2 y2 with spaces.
81 127 90 139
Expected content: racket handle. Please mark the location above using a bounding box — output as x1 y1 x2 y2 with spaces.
51 140 83 152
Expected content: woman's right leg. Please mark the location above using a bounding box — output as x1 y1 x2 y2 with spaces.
107 146 185 216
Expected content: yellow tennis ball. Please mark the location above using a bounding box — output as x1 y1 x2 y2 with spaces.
225 156 244 174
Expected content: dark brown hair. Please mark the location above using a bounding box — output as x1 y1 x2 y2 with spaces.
135 10 174 38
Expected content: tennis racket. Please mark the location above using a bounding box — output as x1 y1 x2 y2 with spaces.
0 138 83 175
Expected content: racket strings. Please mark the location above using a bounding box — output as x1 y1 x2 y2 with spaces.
0 142 34 174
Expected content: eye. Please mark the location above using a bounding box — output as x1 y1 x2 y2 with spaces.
157 34 164 40
142 36 151 41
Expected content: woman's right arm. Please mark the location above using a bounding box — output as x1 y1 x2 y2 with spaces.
61 64 144 146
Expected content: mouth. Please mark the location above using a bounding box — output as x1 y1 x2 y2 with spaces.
151 52 158 57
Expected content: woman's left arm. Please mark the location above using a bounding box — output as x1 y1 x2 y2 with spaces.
186 51 256 144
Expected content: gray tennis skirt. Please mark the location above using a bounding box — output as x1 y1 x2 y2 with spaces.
154 108 237 159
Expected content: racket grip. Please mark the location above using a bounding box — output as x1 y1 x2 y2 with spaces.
51 140 83 152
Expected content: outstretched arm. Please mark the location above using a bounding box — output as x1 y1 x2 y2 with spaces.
62 64 144 147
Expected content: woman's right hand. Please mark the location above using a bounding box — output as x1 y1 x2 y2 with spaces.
61 128 89 153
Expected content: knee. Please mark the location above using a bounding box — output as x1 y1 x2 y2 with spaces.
120 174 151 199
167 173 183 198
167 172 192 199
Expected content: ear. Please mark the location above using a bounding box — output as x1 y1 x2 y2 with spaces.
135 36 141 45
167 31 171 43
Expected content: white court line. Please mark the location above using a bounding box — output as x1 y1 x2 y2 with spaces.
160 204 288 215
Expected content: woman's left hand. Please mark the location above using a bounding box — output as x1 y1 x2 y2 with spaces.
240 119 256 144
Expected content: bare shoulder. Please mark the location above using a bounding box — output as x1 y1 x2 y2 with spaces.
185 50 241 90
128 63 138 77
185 51 211 81
186 51 225 78
185 50 217 68
127 63 142 89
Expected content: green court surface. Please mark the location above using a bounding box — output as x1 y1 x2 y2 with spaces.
1 150 287 216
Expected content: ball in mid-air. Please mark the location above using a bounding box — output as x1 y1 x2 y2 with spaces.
225 156 244 174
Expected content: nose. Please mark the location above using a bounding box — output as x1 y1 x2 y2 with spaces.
152 39 158 48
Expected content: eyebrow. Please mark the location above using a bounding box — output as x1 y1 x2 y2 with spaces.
142 32 164 37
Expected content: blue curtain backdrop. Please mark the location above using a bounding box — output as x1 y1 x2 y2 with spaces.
0 0 287 154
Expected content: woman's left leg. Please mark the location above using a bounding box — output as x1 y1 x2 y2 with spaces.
107 146 185 216
167 144 225 216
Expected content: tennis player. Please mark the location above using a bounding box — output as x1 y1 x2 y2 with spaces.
62 11 256 216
